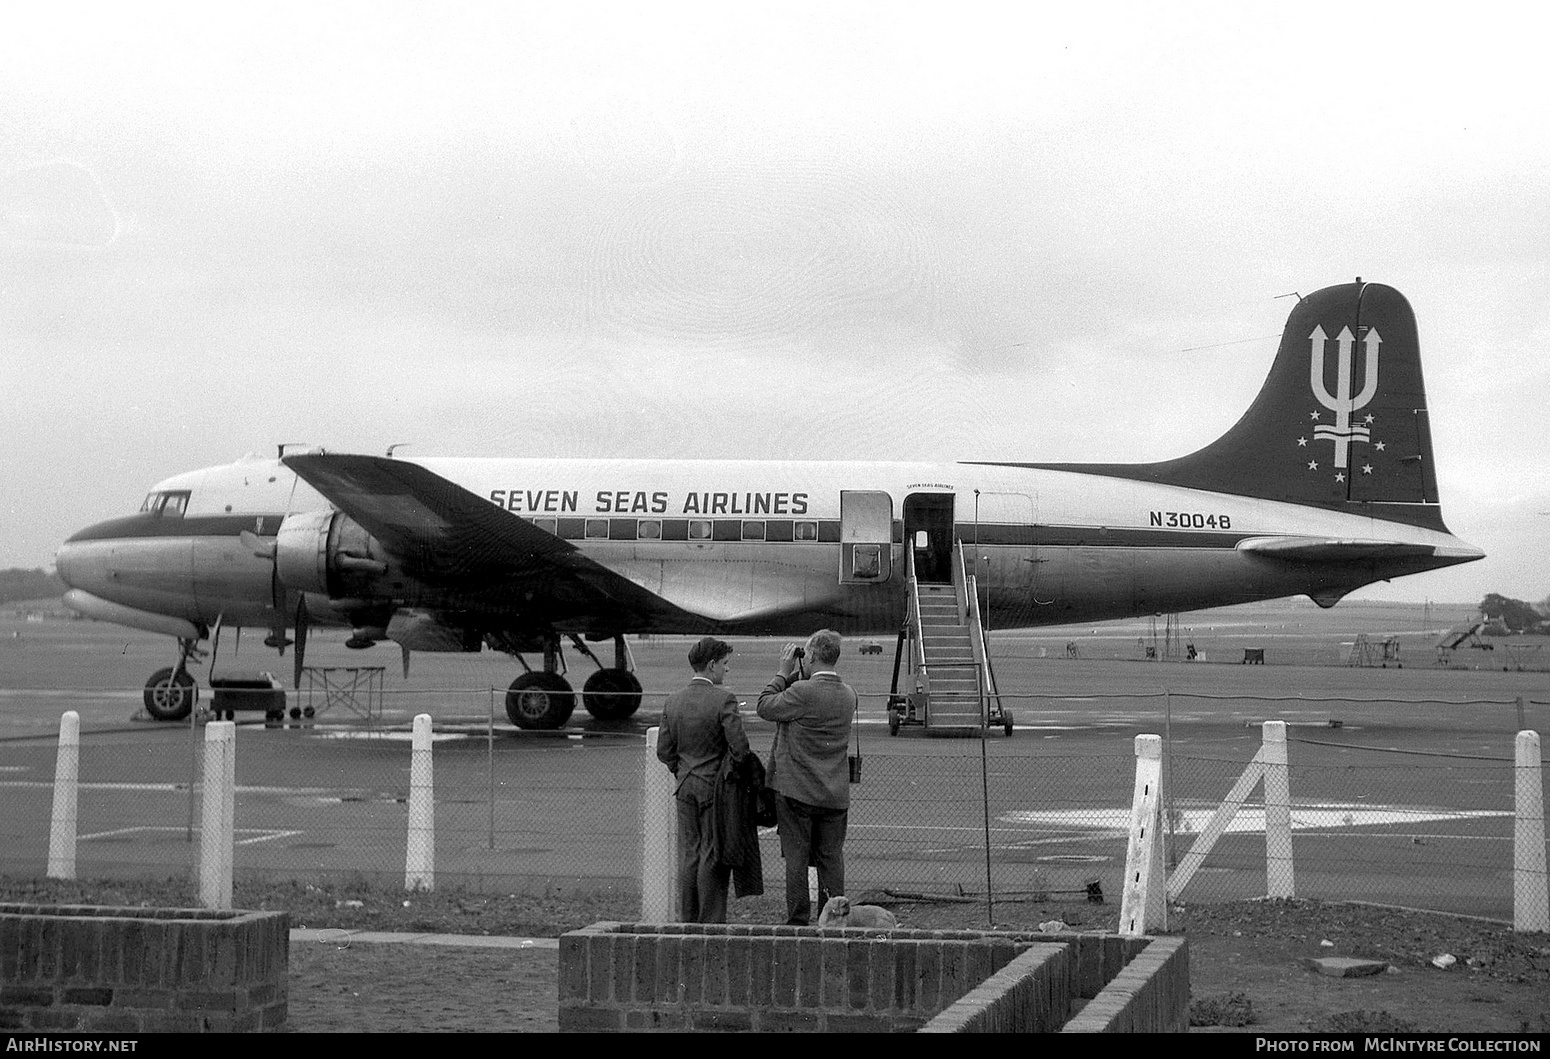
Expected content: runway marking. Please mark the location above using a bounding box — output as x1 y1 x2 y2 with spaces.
0 690 139 699
80 825 304 846
0 780 184 792
999 802 1510 835
314 731 471 743
0 780 374 798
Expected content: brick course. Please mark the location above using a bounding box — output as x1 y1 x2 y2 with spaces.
0 904 288 1032
558 921 1188 1033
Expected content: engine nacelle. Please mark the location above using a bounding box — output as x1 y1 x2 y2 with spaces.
274 510 413 603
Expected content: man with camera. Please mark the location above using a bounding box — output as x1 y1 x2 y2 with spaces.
757 629 856 926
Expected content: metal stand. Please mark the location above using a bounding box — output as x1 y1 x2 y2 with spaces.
299 666 385 724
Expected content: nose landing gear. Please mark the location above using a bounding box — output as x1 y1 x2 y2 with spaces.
142 638 204 721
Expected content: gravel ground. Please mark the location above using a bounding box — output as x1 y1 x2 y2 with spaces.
6 877 1548 1033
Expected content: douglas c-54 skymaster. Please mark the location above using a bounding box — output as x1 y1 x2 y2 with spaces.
56 280 1482 728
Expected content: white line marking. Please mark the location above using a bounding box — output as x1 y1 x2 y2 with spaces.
79 825 304 845
999 802 1510 833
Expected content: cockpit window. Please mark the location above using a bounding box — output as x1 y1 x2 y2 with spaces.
140 490 191 517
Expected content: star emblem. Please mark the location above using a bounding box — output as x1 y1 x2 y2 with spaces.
1375 441 1386 451
1297 437 1308 447
1362 464 1373 475
1364 414 1375 424
1307 460 1318 470
1335 472 1346 483
1309 411 1321 420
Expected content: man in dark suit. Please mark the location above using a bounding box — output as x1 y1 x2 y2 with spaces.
757 628 856 925
657 636 750 923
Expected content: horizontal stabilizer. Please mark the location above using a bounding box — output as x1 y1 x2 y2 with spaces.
1234 536 1440 562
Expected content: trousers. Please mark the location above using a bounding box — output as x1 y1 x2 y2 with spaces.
675 777 730 923
774 793 848 925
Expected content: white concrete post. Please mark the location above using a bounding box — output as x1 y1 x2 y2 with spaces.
1262 720 1295 898
1120 734 1166 936
642 726 677 923
1514 730 1549 933
198 721 236 910
47 711 80 880
405 713 435 892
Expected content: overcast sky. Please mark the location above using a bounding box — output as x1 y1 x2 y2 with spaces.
2 1 1545 606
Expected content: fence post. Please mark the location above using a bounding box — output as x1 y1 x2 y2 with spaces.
642 727 677 923
199 721 235 910
47 711 80 880
1120 734 1166 935
1515 730 1548 933
1262 720 1295 898
405 713 435 892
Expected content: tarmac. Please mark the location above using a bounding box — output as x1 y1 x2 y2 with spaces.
291 927 559 950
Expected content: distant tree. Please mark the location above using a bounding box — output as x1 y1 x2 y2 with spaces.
0 568 66 605
1478 593 1545 634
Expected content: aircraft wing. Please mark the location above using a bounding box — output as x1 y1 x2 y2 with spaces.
282 454 694 627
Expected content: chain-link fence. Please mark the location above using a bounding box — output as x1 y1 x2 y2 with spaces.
2 691 1543 925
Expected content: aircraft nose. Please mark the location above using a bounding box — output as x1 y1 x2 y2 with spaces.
54 517 134 598
54 538 82 590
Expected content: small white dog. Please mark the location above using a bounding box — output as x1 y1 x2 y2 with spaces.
817 895 898 930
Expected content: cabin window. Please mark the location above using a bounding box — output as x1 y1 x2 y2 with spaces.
794 520 818 541
584 518 609 539
741 520 765 541
533 518 557 534
637 519 662 540
688 520 712 540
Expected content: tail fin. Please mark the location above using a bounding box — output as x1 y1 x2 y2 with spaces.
1030 280 1448 532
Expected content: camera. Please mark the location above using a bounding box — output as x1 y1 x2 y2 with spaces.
792 647 804 659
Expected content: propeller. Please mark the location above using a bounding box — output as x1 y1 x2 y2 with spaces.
293 596 310 689
241 530 294 653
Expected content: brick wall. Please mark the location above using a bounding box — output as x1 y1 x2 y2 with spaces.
0 904 289 1032
1061 934 1189 1033
558 921 1188 1033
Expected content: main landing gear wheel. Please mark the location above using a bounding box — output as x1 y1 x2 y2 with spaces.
582 669 643 722
143 667 197 721
505 672 576 730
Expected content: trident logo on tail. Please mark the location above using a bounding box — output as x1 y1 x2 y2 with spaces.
1309 325 1381 469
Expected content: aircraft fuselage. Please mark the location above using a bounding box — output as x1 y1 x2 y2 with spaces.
57 453 1478 639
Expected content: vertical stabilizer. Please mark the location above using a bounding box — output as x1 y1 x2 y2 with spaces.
1023 281 1447 531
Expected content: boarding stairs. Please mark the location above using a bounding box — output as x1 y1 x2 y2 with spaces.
887 542 1013 736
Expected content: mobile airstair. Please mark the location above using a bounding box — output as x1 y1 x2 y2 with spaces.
886 541 1013 737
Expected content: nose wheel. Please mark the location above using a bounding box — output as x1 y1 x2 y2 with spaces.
143 666 197 721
